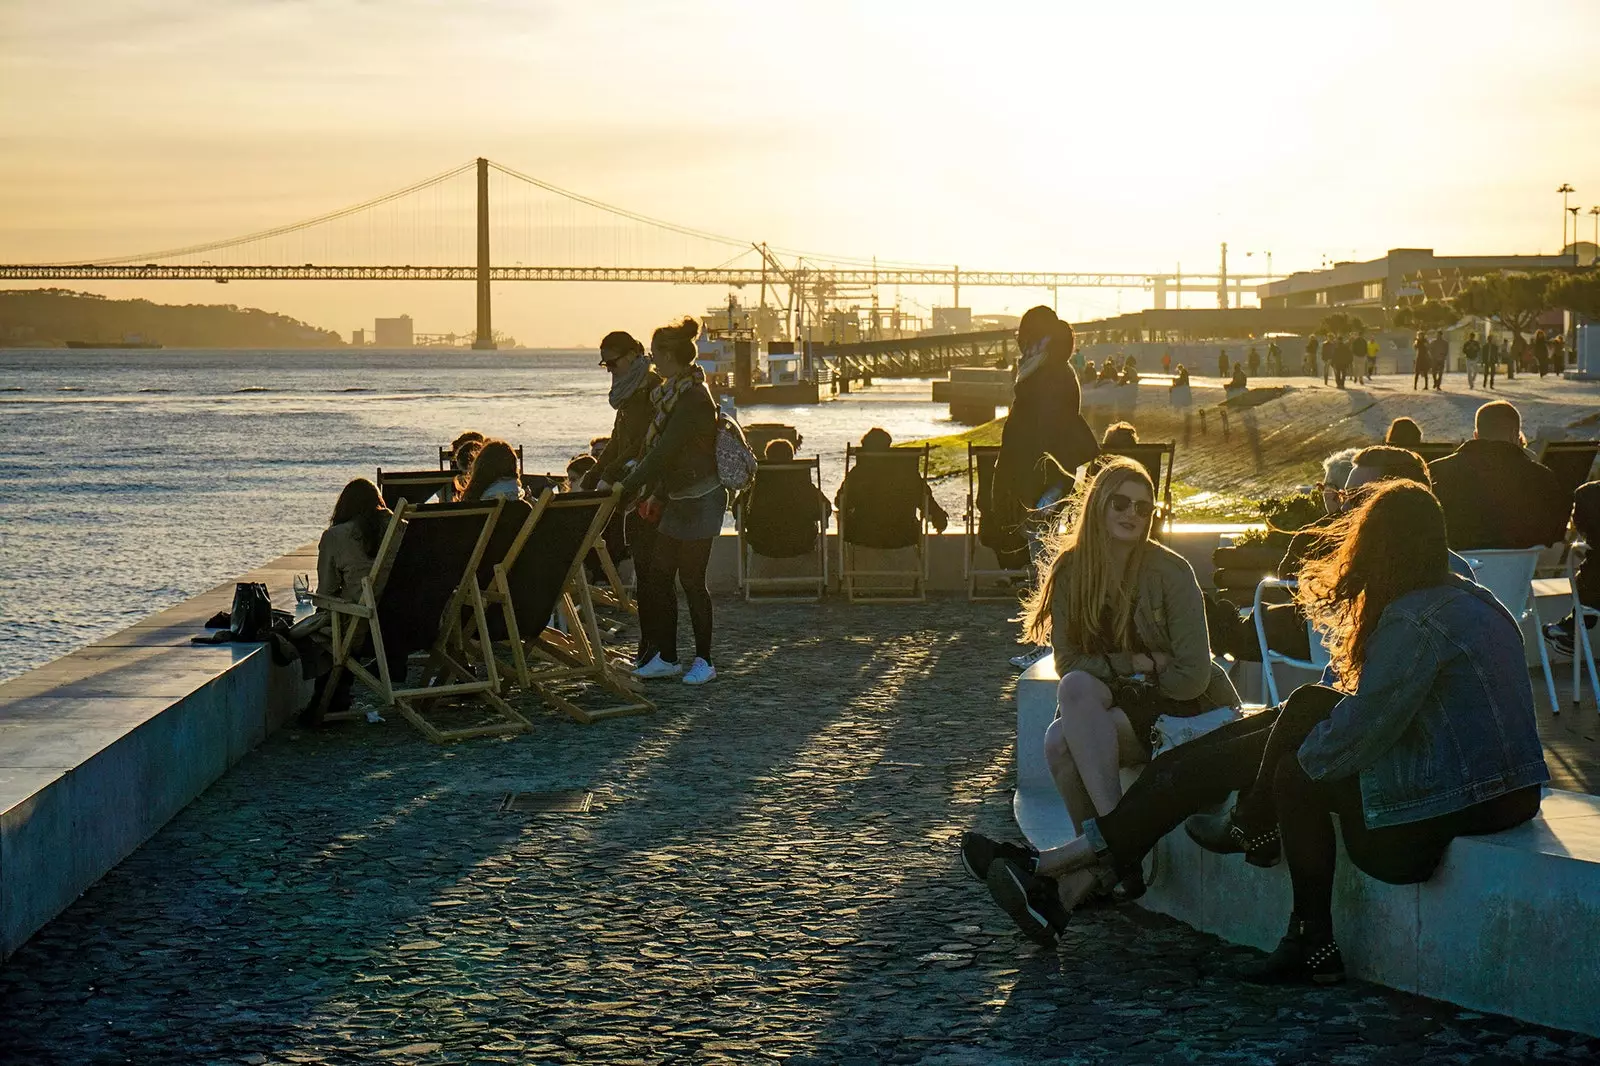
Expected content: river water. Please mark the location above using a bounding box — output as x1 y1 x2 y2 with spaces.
0 348 966 682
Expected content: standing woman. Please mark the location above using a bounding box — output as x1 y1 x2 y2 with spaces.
586 331 662 491
984 458 1239 939
993 306 1098 564
622 317 724 686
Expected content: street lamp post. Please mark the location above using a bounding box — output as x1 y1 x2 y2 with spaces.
1559 183 1576 257
1590 206 1600 265
1571 207 1584 264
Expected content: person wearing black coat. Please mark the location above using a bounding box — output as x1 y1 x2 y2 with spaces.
991 306 1099 569
1429 401 1570 550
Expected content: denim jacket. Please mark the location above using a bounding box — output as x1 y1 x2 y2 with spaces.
1298 575 1549 828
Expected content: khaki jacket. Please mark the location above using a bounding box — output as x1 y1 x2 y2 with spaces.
317 520 375 601
1050 541 1240 709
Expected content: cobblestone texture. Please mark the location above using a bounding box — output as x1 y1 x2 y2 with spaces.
3 600 1598 1064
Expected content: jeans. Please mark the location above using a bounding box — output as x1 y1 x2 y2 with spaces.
638 531 714 664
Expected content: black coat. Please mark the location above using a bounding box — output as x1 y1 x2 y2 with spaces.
994 352 1098 514
1430 439 1571 550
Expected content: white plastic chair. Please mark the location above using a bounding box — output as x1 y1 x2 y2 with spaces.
1562 541 1600 707
1465 547 1561 715
1253 578 1331 706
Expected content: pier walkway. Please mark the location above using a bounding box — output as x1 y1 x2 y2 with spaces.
4 598 1600 1062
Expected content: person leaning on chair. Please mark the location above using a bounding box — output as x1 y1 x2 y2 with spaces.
1428 400 1570 550
990 306 1099 567
834 427 948 548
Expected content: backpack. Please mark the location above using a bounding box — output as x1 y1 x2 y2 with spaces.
715 414 759 491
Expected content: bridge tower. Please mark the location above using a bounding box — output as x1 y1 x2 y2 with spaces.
472 157 495 350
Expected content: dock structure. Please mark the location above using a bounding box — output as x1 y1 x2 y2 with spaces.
815 328 1016 390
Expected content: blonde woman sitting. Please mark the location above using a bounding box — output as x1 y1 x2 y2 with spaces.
968 457 1239 944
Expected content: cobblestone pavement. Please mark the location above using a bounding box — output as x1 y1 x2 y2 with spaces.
3 600 1598 1065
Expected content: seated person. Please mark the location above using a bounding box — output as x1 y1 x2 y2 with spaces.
566 452 598 490
1429 400 1570 549
1545 479 1600 655
589 435 610 459
1082 358 1097 382
1100 421 1139 450
1097 359 1120 384
736 438 832 558
835 428 948 548
298 478 404 722
436 433 484 503
1120 358 1139 386
966 458 1240 945
1383 417 1422 451
1171 364 1191 388
460 439 525 502
1227 365 1248 392
961 482 1506 965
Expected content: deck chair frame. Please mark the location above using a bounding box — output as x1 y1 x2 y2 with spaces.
964 444 1029 601
376 468 457 509
466 486 654 724
737 457 828 602
311 498 530 744
1411 441 1462 465
840 444 931 604
1101 442 1177 533
439 443 525 470
1538 439 1600 499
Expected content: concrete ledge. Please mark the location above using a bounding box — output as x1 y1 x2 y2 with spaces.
0 548 312 960
1015 661 1600 1037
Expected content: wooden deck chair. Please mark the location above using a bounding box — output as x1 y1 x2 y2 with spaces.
738 457 828 602
743 423 801 457
839 444 932 603
965 443 1029 601
475 486 653 724
1412 441 1462 465
1101 442 1177 532
376 468 457 510
311 498 529 744
1539 439 1600 499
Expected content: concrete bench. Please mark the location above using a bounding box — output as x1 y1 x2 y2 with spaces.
0 550 310 960
1015 659 1600 1037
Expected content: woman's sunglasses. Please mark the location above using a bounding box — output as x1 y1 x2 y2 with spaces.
1108 493 1155 519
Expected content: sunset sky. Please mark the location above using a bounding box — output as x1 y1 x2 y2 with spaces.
4 0 1600 346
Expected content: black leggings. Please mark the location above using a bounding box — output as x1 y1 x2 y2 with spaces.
639 531 714 664
1092 685 1343 874
1276 760 1540 931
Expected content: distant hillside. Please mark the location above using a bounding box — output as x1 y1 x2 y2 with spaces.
0 289 344 348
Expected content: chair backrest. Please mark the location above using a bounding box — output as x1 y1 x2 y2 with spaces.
744 423 801 458
498 490 616 635
1100 442 1174 500
840 445 930 549
743 459 824 559
377 468 458 510
968 444 1002 516
1464 547 1543 617
1538 440 1600 499
521 472 565 496
373 500 502 657
1412 441 1461 465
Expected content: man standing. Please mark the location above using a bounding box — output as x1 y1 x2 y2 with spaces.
1430 401 1570 550
1412 332 1430 390
1267 338 1282 375
1330 335 1350 389
1463 332 1481 389
1483 335 1499 389
1430 331 1449 390
1306 334 1322 379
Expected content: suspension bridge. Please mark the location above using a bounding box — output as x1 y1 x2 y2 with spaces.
0 157 1270 349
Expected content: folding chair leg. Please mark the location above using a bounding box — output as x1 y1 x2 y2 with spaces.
1581 610 1600 710
1534 611 1561 715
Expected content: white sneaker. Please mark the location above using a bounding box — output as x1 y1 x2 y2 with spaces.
1009 647 1051 671
682 657 717 686
633 654 683 680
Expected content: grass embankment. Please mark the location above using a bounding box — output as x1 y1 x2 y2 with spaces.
904 418 1265 523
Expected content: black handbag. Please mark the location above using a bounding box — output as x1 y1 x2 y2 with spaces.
230 582 273 642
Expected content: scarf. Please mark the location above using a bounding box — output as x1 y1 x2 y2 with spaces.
607 354 651 410
641 362 706 456
1016 337 1052 384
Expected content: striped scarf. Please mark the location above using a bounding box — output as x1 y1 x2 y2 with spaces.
641 362 706 456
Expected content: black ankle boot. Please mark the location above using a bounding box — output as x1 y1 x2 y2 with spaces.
1184 805 1281 867
1239 915 1345 985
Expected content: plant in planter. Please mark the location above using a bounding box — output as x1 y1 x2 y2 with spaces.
1212 491 1325 595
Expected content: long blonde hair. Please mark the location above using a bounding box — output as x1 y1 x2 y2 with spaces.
1022 457 1155 647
